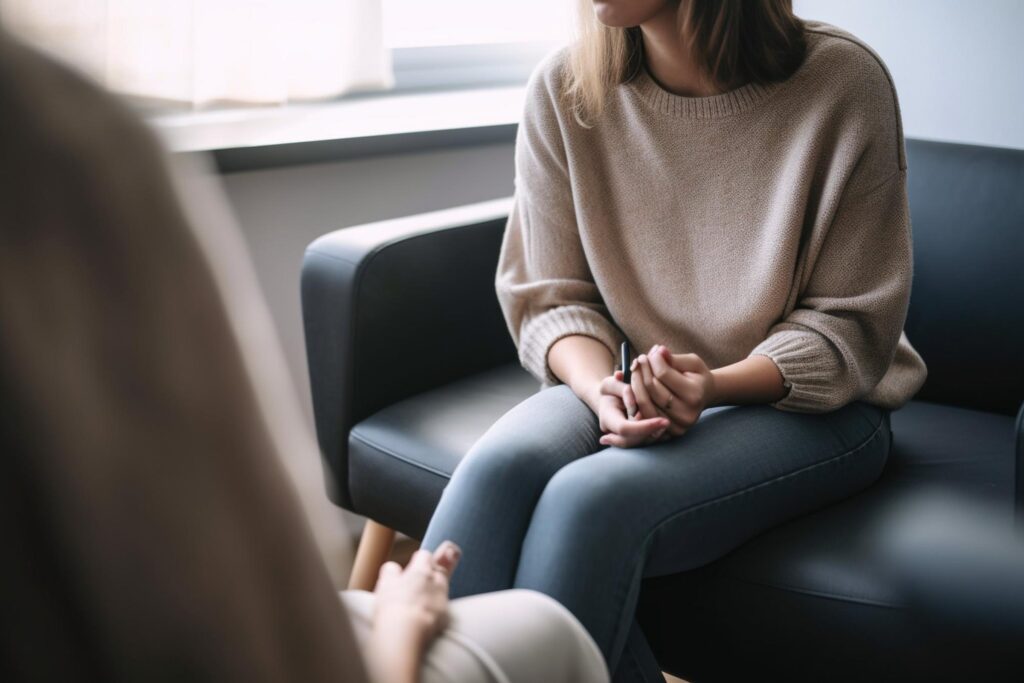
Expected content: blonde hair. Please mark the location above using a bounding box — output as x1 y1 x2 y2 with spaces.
563 0 806 128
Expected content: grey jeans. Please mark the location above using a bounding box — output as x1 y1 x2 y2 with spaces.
422 385 891 682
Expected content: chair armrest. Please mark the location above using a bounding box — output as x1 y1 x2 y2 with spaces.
1017 399 1024 526
301 197 517 508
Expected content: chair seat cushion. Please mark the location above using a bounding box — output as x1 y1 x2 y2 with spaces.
348 365 1017 679
637 400 1017 682
348 364 539 537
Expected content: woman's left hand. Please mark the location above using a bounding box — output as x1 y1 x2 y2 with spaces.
630 345 716 440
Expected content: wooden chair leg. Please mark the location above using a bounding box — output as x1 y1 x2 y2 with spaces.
348 519 396 591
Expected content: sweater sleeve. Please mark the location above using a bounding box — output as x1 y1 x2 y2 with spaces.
749 165 913 412
495 51 625 386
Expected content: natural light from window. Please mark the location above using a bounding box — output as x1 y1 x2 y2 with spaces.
382 0 574 48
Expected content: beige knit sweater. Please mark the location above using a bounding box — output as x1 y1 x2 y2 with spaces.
496 20 928 413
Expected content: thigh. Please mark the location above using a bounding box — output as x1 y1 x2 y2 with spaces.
421 384 604 594
424 383 602 545
514 400 891 664
454 382 603 484
340 589 610 683
530 400 891 576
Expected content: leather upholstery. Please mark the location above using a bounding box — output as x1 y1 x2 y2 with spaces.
637 400 1018 682
901 140 1024 417
301 139 1024 679
302 200 516 506
349 364 538 537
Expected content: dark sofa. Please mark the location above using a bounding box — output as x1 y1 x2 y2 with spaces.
302 138 1024 681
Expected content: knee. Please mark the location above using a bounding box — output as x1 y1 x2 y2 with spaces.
447 428 561 499
531 457 635 546
447 385 592 495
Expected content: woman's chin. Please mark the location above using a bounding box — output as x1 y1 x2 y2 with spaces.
591 1 638 28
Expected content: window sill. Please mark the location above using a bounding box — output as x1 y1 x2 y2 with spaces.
150 85 525 173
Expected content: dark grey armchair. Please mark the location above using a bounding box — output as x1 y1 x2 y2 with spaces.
301 139 1024 681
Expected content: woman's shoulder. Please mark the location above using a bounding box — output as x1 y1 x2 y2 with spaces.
798 20 900 108
794 20 906 170
523 43 572 114
517 43 576 144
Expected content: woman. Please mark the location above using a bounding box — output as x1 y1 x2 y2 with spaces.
0 30 607 683
422 1 928 681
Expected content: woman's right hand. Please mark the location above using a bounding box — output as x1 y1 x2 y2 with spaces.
595 371 670 448
365 541 462 683
372 542 461 645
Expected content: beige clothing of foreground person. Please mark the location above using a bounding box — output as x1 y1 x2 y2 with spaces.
0 32 607 683
497 20 927 413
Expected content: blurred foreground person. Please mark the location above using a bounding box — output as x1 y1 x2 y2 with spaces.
881 490 1024 679
0 30 607 683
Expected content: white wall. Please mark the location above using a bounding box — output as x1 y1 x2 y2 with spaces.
794 0 1024 150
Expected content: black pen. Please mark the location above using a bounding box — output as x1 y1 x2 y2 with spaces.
620 341 637 419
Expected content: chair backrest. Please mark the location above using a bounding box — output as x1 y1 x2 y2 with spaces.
903 139 1024 416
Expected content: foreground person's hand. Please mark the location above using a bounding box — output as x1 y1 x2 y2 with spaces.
632 345 716 438
596 371 670 448
366 541 462 683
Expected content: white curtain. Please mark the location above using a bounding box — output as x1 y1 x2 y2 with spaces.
1 0 394 108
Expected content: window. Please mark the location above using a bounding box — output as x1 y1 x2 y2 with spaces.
382 0 572 48
3 0 576 108
383 0 574 92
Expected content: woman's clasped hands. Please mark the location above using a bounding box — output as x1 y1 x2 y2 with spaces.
597 344 716 448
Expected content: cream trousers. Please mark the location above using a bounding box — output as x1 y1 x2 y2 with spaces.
342 588 609 683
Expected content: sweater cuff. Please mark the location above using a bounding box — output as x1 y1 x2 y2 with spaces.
748 329 846 412
519 305 624 386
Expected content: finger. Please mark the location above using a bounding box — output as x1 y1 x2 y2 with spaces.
639 353 674 415
603 401 665 436
648 346 697 407
607 372 639 416
642 355 675 409
600 432 645 449
668 351 707 375
432 541 462 576
623 385 638 417
430 566 451 587
631 356 662 420
378 560 402 582
608 426 665 449
615 415 669 438
600 373 631 400
606 372 637 415
408 548 435 573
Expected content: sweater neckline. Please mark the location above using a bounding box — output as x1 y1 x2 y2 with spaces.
626 62 782 119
